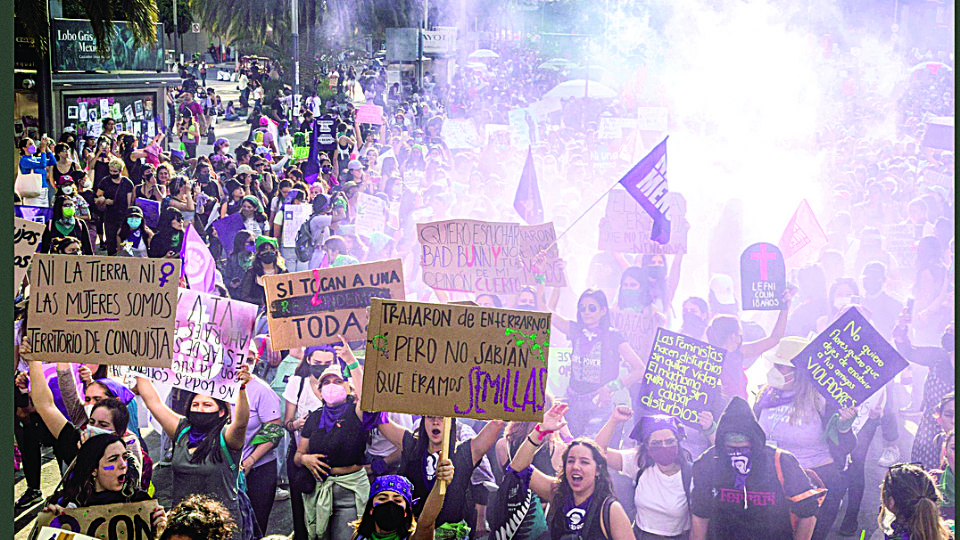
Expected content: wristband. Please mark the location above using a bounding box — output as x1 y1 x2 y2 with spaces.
343 360 360 378
240 383 247 390
534 423 555 442
701 420 718 436
526 433 543 447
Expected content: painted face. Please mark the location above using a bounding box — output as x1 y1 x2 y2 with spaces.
424 416 445 445
95 441 128 492
190 394 222 414
564 444 598 495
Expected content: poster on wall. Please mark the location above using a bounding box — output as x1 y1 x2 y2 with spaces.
51 19 166 72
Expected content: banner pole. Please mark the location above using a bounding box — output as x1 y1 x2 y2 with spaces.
439 416 452 495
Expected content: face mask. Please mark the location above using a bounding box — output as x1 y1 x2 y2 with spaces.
726 447 752 475
321 383 348 406
833 296 852 310
187 410 223 433
85 424 113 438
619 288 644 308
110 172 121 179
682 312 707 334
647 444 679 467
309 364 329 378
258 251 277 265
517 303 536 311
322 166 332 173
84 404 94 417
62 207 76 219
372 501 406 532
766 367 787 389
126 217 142 229
198 173 210 183
26 145 36 154
647 266 666 280
62 186 75 195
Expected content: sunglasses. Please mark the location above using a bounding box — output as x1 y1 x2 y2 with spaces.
578 304 599 313
648 438 678 449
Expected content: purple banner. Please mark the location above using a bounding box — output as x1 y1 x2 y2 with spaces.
15 205 53 224
136 198 161 230
212 212 245 257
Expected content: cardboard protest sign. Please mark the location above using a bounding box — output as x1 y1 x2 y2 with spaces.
637 328 726 427
262 258 405 349
129 289 257 403
362 299 550 421
599 189 688 254
609 307 664 363
26 255 179 366
356 104 384 125
441 118 482 149
15 217 45 294
37 526 99 540
740 242 786 310
35 500 159 540
281 204 312 247
355 193 387 239
418 219 525 295
212 212 245 257
518 222 566 288
16 205 53 224
882 224 917 268
790 307 908 410
135 198 160 230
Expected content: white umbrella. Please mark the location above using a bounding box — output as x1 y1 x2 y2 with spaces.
463 62 489 71
468 49 500 60
543 79 618 99
538 58 576 70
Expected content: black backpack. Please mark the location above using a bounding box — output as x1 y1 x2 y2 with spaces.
295 215 316 262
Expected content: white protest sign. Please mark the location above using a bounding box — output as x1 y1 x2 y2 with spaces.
281 204 312 247
355 192 387 238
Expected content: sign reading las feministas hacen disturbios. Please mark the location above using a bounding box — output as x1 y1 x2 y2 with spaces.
791 307 908 410
637 328 725 427
14 217 45 294
262 259 405 349
418 220 525 295
129 289 257 403
740 242 786 310
362 299 550 422
26 255 179 366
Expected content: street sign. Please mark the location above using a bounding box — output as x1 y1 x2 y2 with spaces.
191 23 201 34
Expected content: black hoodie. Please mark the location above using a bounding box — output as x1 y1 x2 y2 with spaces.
690 397 821 540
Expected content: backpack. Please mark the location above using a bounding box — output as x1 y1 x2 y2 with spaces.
773 448 827 532
295 217 316 262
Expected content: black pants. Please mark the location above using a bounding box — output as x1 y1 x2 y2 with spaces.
247 459 278 533
841 405 898 523
811 462 844 540
104 220 121 256
289 443 308 540
14 412 49 490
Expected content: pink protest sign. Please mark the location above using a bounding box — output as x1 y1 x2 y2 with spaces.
356 104 384 125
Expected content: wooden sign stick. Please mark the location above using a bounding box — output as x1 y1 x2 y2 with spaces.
439 416 452 495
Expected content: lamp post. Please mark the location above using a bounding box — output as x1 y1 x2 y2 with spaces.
292 0 300 114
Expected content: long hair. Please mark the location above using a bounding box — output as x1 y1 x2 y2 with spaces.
231 230 255 260
404 417 458 472
782 363 825 426
879 463 951 540
183 392 231 464
350 498 416 540
58 433 134 507
250 240 287 275
546 438 615 534
575 289 612 333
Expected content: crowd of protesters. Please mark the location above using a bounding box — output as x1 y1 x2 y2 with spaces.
10 30 955 540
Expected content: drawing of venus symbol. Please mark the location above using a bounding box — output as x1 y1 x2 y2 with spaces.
173 299 225 381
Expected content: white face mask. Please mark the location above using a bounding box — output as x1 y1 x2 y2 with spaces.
62 186 75 195
766 367 787 389
85 424 112 438
84 403 94 417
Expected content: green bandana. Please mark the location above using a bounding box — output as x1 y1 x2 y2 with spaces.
250 422 285 447
369 532 401 540
434 521 470 540
941 465 954 510
54 218 75 237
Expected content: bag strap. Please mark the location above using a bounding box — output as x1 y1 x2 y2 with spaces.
600 496 615 540
775 448 828 504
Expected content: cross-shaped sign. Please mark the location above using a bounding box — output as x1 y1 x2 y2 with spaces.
749 243 779 281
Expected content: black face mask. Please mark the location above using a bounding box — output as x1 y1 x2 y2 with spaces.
682 312 707 335
646 266 666 281
198 173 210 183
517 304 536 311
309 364 329 378
188 410 222 433
372 501 406 532
259 251 277 265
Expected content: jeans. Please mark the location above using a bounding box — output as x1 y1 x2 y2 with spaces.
282 246 307 273
14 412 54 490
247 459 278 533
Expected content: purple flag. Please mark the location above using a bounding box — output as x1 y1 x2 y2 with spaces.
136 198 161 230
618 136 670 245
212 212 245 257
180 223 217 293
513 147 544 225
15 205 53 224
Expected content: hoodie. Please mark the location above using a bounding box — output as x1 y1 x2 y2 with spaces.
690 397 820 540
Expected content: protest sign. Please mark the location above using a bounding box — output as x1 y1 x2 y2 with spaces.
598 117 636 140
129 289 257 403
355 193 387 239
637 328 726 427
418 219 525 295
547 347 572 399
37 527 99 540
281 204 312 247
441 118 482 149
362 299 550 422
883 224 917 268
25 255 179 366
599 189 688 254
262 258 405 349
508 108 537 148
212 212 245 257
135 198 160 230
740 242 786 310
34 500 159 540
923 170 953 190
518 222 566 287
15 217 45 294
790 307 908 410
356 104 384 125
16 205 53 224
609 307 664 364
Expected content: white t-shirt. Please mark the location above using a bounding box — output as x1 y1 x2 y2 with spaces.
366 412 415 458
621 448 691 536
282 375 323 423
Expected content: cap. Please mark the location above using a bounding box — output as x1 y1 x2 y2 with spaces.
127 206 144 217
318 363 345 384
764 336 811 367
347 159 363 170
709 274 736 305
237 164 256 176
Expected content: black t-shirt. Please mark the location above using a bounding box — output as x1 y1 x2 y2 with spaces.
95 176 136 222
690 446 818 540
299 400 369 468
53 422 82 469
561 324 627 395
400 430 478 526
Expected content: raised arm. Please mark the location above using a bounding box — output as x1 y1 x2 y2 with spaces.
666 251 684 307
509 403 568 500
741 289 793 359
57 364 87 426
223 364 252 450
471 419 505 465
28 359 69 439
412 458 454 540
134 375 183 438
377 420 409 451
595 406 633 472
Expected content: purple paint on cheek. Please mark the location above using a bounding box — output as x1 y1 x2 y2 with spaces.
103 465 115 470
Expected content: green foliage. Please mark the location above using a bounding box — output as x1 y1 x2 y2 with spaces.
18 0 158 57
157 0 193 37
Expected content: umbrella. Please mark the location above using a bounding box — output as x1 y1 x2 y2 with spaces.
464 62 489 71
468 49 500 60
543 79 618 99
910 61 953 75
566 65 614 82
538 58 576 70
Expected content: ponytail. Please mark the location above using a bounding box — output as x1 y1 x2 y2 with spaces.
880 462 952 540
910 497 950 540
